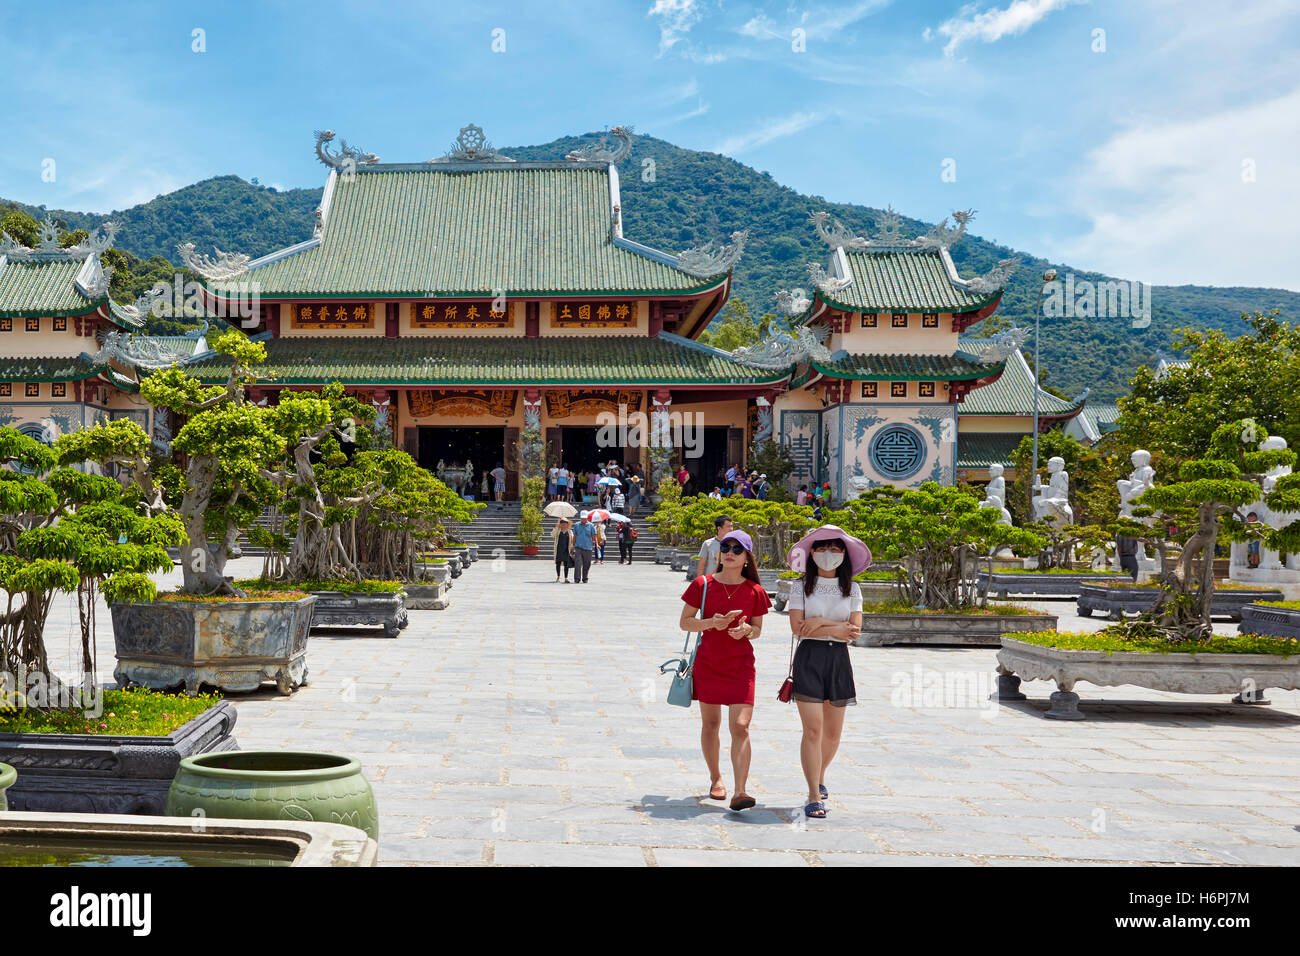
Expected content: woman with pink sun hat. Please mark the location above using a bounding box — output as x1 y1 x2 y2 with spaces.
783 524 871 819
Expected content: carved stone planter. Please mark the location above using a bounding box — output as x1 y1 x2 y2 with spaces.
654 546 673 565
0 762 15 812
756 569 781 595
110 596 316 695
996 636 1300 719
857 611 1058 647
404 582 450 610
977 570 1132 600
448 547 471 569
1077 584 1285 622
0 701 238 814
0 810 377 866
1238 602 1300 639
670 549 696 573
465 544 479 562
309 591 409 638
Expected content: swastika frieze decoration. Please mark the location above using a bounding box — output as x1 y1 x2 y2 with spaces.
869 424 927 481
292 303 373 330
412 301 509 328
551 302 636 328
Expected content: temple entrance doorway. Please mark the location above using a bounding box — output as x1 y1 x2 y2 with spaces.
679 425 731 495
417 426 506 497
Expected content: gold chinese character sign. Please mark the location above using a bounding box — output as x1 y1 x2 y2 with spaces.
412 301 510 329
292 302 374 330
551 301 636 329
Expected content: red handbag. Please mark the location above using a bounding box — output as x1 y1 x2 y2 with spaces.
777 636 795 702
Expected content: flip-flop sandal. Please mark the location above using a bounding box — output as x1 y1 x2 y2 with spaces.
708 784 727 800
804 801 827 818
819 784 829 799
729 795 757 812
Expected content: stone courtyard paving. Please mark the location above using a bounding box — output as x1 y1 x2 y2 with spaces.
49 557 1300 867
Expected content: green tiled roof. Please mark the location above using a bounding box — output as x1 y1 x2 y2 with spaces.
1078 403 1121 436
209 166 720 299
957 339 1083 417
817 248 999 313
811 350 1002 381
957 433 1023 469
0 356 110 382
0 259 95 316
184 335 789 387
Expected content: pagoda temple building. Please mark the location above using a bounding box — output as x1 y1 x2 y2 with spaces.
185 126 784 498
759 211 1027 498
0 219 171 445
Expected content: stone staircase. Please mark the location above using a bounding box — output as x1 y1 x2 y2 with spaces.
451 501 665 560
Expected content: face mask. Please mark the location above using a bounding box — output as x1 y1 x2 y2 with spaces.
813 550 844 571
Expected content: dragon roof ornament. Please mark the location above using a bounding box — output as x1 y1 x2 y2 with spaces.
807 262 851 294
83 330 197 371
314 130 380 171
964 257 1019 295
0 218 120 263
809 211 870 251
177 242 250 282
677 230 747 278
566 125 634 164
915 209 975 249
774 287 812 316
79 257 113 298
808 207 977 251
430 124 515 163
973 325 1030 363
730 323 835 371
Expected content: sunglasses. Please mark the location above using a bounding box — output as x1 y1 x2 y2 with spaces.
719 542 747 555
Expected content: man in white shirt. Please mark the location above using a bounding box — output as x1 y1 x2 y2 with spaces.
696 514 733 578
490 463 507 507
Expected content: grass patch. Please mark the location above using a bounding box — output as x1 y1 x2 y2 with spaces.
1257 600 1300 611
996 568 1128 575
157 589 308 603
0 687 222 735
1005 629 1300 656
236 578 402 594
862 600 1047 616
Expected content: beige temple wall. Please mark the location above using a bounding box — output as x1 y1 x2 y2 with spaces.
1 320 89 357
957 414 1033 434
832 313 962 355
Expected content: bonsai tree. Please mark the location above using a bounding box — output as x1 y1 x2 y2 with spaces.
107 331 285 595
1026 519 1112 570
834 483 1043 609
0 424 181 696
516 476 545 552
1126 418 1297 641
747 440 796 501
646 475 684 547
267 383 375 582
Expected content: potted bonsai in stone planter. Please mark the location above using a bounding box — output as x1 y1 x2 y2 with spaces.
998 418 1300 715
70 333 317 695
833 483 1055 646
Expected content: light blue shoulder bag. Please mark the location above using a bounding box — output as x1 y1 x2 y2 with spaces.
660 577 709 708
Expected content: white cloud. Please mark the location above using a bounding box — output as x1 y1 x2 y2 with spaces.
1052 87 1300 290
648 0 704 55
740 1 888 42
712 111 826 155
935 0 1080 58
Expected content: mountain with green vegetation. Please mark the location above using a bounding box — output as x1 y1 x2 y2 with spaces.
4 133 1296 400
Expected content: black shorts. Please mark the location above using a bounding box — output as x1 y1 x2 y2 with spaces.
791 640 856 707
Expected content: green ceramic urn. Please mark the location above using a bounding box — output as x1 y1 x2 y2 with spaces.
166 751 378 840
0 762 15 811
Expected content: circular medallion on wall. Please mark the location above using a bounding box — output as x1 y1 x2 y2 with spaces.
868 423 927 481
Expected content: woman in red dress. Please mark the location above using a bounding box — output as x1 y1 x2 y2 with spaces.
678 529 771 811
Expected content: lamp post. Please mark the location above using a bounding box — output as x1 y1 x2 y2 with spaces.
1030 269 1057 518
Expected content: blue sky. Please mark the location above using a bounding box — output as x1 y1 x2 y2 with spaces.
2 0 1298 289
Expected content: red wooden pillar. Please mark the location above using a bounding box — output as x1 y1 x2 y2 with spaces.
385 303 399 337
525 302 539 338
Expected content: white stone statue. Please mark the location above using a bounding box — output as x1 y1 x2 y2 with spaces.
1232 436 1300 574
1031 456 1074 526
979 488 1015 558
986 463 1007 507
1114 449 1158 576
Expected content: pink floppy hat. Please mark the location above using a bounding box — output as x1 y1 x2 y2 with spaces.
787 524 871 575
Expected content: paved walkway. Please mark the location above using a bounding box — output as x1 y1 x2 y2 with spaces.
45 557 1300 866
